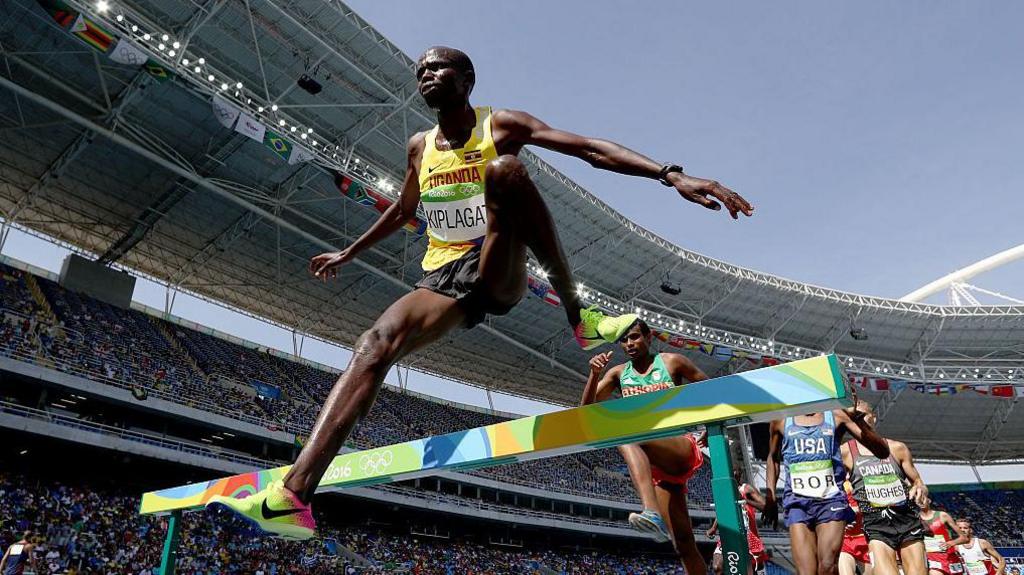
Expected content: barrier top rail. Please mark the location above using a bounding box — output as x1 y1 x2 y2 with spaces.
140 354 848 515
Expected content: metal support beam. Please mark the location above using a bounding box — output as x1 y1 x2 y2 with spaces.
970 398 1017 463
0 74 588 382
874 385 905 425
97 133 247 265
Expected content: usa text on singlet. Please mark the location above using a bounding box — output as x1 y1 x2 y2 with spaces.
781 412 847 501
619 354 675 398
418 106 498 271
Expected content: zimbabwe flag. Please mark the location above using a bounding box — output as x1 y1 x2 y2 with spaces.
71 14 114 53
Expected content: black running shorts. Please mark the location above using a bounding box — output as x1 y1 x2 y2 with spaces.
862 505 926 550
415 245 516 328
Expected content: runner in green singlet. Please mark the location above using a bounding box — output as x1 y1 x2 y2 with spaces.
581 319 709 575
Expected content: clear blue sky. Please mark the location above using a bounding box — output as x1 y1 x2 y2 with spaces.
349 0 1023 301
5 1 1023 483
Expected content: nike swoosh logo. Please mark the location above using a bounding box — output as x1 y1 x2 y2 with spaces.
261 500 303 520
830 507 846 512
911 529 923 535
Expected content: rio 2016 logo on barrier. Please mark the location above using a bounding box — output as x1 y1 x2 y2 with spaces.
726 551 742 575
359 450 394 475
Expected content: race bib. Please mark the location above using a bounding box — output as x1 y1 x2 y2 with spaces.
788 460 840 498
965 561 987 575
863 472 907 507
9 544 23 556
422 183 488 243
925 536 946 553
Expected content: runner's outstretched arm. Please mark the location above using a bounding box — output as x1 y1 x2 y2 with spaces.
492 110 754 219
311 133 425 279
743 485 768 512
663 354 709 383
891 440 928 507
834 408 890 460
941 512 970 548
980 539 1005 575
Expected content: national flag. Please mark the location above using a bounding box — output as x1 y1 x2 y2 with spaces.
762 357 780 367
654 331 670 343
402 219 427 236
234 111 266 142
527 275 550 299
683 339 701 350
211 95 240 129
542 290 561 307
70 14 114 53
263 129 291 161
287 144 315 165
713 345 733 361
463 149 482 162
870 378 890 392
699 343 715 356
144 59 172 82
991 385 1015 398
109 39 148 66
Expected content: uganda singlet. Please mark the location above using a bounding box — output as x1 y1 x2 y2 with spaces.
781 412 847 506
619 354 675 398
418 106 498 271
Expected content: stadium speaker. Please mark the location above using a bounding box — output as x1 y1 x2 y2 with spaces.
297 74 322 95
660 281 682 295
849 328 869 341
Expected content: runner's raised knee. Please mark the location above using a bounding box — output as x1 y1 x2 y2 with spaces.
485 154 529 197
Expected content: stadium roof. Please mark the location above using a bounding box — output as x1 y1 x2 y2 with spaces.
1 0 1022 464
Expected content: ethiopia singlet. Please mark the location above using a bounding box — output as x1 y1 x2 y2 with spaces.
418 106 498 271
781 412 846 505
958 538 991 575
619 354 675 398
848 440 911 514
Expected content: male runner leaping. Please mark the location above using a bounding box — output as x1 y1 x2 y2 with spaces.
956 518 1005 575
581 319 710 574
211 46 752 539
763 399 890 575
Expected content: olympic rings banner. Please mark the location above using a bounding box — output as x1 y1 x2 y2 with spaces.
139 354 847 515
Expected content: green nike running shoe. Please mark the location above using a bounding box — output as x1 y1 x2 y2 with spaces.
207 480 316 540
574 306 639 350
598 312 640 344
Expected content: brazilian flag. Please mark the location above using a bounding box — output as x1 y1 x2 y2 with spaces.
263 129 290 161
144 59 173 82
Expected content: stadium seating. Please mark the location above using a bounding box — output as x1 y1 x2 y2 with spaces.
0 262 717 505
931 488 1024 547
0 472 689 574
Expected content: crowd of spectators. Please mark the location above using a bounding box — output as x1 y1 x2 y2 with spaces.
0 471 716 574
0 262 715 505
931 488 1024 547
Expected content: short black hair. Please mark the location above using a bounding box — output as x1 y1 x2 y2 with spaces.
634 318 650 336
422 46 474 75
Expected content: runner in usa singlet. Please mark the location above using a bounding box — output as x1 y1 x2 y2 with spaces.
417 106 498 271
781 412 847 506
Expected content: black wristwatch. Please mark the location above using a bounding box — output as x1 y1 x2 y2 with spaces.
658 164 684 186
